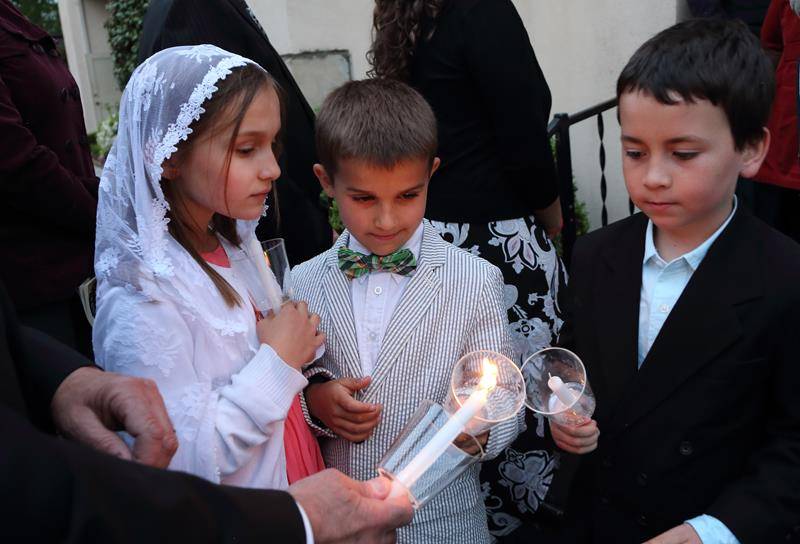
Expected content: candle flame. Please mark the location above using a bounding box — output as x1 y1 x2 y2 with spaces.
478 358 498 392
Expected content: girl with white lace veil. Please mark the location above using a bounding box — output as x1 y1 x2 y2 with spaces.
93 44 325 489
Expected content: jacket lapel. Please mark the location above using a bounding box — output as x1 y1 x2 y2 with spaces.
592 214 648 423
321 233 362 380
363 222 445 402
609 209 763 431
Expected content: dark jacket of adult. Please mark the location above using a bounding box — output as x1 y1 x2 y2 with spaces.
0 281 305 543
0 1 97 311
556 209 800 543
409 0 558 223
138 0 331 265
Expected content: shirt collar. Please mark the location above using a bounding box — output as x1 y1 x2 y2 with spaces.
643 196 738 271
348 222 425 282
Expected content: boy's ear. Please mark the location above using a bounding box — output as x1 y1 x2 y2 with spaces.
314 163 335 198
161 157 181 181
739 128 770 179
429 157 441 178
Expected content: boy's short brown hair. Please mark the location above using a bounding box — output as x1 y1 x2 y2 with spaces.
315 78 437 178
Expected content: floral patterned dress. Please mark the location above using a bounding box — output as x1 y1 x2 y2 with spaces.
431 216 567 541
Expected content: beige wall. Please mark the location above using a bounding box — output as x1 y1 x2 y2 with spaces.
58 0 689 227
256 0 685 229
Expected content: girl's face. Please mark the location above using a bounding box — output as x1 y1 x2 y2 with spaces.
171 85 282 228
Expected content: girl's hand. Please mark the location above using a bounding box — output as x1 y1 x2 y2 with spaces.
258 301 325 371
549 418 600 454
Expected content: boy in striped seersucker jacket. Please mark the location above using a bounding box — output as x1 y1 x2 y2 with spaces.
292 79 521 543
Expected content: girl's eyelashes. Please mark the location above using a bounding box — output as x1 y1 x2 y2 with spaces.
624 149 644 160
351 195 374 203
400 192 419 200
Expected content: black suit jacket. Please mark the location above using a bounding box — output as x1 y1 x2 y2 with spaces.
0 284 304 543
138 0 330 265
557 209 800 543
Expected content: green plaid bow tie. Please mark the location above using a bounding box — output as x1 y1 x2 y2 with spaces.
338 247 417 279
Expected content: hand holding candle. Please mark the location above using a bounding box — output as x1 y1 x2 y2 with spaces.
379 351 525 508
522 347 596 427
392 358 497 491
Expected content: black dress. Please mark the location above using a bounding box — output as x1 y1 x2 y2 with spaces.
409 0 568 538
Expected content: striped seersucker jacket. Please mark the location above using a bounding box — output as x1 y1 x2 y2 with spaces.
293 220 521 543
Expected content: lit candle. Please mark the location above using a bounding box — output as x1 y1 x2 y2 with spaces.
247 238 283 313
390 359 498 497
547 374 578 409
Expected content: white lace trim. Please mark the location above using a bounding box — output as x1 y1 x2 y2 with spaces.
151 55 249 192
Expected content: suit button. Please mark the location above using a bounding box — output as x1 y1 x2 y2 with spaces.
601 457 613 468
679 441 694 456
637 472 648 486
70 85 80 100
60 88 69 102
637 515 648 527
47 47 59 57
30 43 44 54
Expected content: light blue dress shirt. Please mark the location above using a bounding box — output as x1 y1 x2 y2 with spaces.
637 198 740 544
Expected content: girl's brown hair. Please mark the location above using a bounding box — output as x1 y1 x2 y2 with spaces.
367 0 448 81
162 63 282 307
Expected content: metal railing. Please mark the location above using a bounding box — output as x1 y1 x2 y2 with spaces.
547 97 623 268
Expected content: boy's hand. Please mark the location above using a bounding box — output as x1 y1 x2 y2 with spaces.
643 523 702 544
306 377 382 442
453 431 488 456
549 419 599 454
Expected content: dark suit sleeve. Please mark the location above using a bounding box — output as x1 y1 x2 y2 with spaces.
1 404 305 543
0 283 90 429
707 298 800 543
462 0 558 209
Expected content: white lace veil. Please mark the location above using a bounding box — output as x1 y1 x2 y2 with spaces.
95 44 270 336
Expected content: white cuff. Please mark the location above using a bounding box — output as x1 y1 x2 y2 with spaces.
297 502 315 544
226 344 308 429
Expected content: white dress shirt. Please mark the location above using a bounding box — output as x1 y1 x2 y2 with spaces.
637 198 740 544
349 223 424 376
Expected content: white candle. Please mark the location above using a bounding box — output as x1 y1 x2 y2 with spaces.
394 360 498 490
548 375 578 408
247 238 283 313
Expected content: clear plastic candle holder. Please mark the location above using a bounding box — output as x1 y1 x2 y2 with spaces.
443 350 526 436
521 347 596 426
376 400 484 509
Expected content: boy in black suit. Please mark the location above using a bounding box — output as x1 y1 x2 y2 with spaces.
553 18 800 544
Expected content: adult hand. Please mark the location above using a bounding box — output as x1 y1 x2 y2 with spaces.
51 367 178 468
533 197 564 239
643 523 702 544
549 418 600 454
306 377 381 442
289 469 413 544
